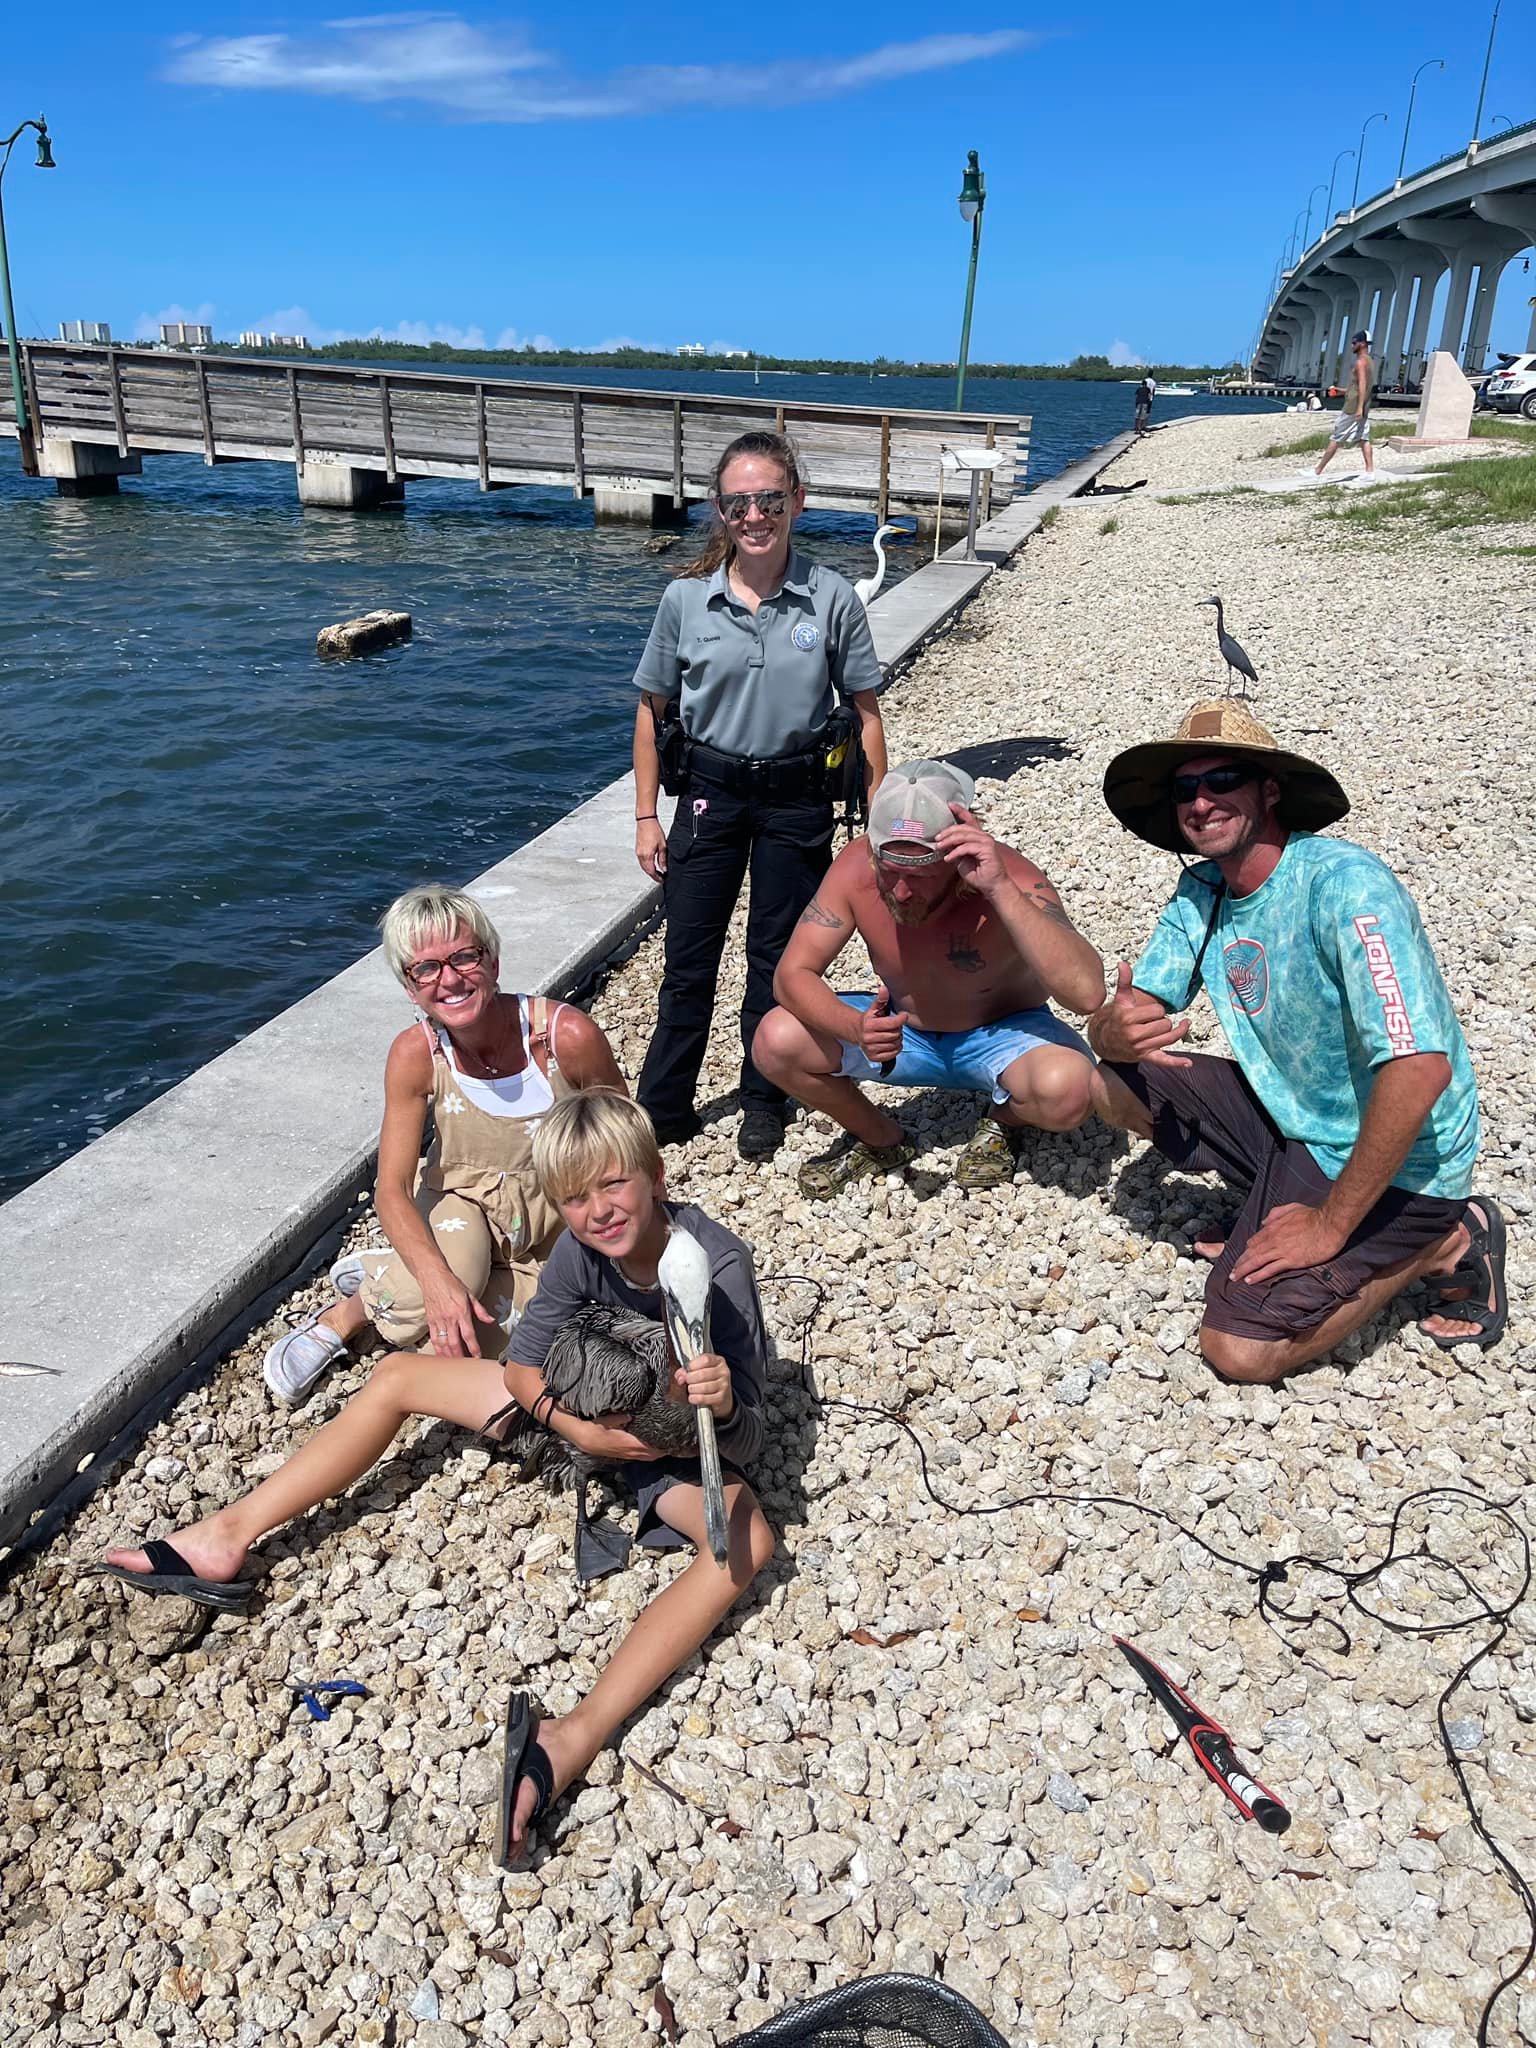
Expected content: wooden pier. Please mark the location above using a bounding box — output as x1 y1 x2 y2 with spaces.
0 343 1028 520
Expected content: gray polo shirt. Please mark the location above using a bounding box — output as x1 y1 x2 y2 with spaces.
632 548 885 759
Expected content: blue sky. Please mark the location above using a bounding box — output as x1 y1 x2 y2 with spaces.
5 4 1532 363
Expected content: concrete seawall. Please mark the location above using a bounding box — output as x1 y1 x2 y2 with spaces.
0 432 1135 1548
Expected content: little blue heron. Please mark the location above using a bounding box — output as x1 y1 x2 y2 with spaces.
1198 596 1259 697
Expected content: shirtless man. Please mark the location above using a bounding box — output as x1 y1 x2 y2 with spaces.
753 759 1106 1196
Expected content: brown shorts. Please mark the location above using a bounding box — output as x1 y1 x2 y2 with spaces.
1108 1055 1464 1345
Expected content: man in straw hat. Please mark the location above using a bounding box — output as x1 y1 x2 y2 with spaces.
1087 699 1507 1382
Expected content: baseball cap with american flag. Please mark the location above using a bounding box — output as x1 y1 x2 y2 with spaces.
867 759 978 867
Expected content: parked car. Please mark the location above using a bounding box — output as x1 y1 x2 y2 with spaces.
1481 353 1536 419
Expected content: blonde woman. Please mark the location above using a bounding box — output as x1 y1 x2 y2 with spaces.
263 885 624 1401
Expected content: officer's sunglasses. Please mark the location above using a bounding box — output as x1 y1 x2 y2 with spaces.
1170 764 1258 804
716 489 790 522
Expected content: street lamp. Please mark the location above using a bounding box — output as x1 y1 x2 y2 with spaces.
1471 1 1501 146
1287 206 1310 269
1352 112 1388 210
1488 114 1513 135
1398 58 1443 184
953 149 985 411
1325 150 1354 228
1302 182 1328 252
0 115 54 476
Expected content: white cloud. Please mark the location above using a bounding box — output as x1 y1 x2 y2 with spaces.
493 325 557 351
380 318 488 348
1107 340 1145 367
133 300 218 340
165 19 1039 122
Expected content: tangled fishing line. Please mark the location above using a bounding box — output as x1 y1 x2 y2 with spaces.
761 1274 1535 2047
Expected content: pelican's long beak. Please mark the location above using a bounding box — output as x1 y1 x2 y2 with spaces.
657 1227 731 1569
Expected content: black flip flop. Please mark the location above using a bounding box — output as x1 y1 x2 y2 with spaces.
86 1538 253 1613
494 1691 556 1870
1422 1196 1509 1352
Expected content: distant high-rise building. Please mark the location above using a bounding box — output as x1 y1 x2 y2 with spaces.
160 322 213 348
676 342 708 357
59 319 111 344
238 331 309 352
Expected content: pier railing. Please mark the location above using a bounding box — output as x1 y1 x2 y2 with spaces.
0 344 1028 517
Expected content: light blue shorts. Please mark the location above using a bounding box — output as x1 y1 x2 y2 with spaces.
834 992 1092 1105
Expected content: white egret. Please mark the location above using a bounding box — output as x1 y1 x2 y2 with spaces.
854 524 905 608
657 1226 730 1568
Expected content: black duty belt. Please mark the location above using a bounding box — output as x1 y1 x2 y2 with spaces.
685 739 830 800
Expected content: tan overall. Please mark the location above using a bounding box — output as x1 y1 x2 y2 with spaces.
360 995 576 1355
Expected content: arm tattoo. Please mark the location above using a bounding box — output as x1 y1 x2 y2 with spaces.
1021 886 1073 930
798 898 845 929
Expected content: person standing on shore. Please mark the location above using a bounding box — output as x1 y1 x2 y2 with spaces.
1134 377 1153 435
1087 699 1506 1385
631 430 888 1163
1314 332 1376 477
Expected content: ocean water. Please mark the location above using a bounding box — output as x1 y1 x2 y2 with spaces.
0 371 1282 1199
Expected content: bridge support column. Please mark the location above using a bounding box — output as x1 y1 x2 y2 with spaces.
1382 266 1432 385
1474 193 1536 362
37 438 142 497
1464 256 1511 374
296 463 404 510
1437 250 1478 364
591 487 688 527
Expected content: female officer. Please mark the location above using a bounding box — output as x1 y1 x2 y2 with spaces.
631 430 887 1161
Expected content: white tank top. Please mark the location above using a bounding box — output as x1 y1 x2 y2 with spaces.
439 994 557 1119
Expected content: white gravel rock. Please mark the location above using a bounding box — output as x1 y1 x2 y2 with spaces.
8 410 1534 2048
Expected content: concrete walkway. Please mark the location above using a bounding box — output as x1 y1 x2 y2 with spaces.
0 433 1134 1547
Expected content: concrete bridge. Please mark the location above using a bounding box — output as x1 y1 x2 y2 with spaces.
0 342 1026 523
1255 118 1536 388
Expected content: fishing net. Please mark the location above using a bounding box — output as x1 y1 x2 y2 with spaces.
727 1975 1010 2048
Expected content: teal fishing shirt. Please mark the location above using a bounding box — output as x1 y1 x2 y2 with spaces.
1132 833 1479 1200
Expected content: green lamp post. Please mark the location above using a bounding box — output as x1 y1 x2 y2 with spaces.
0 115 55 476
954 149 986 411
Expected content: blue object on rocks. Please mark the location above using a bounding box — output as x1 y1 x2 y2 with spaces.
293 1679 369 1722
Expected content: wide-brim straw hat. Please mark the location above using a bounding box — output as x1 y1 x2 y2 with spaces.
1103 699 1350 855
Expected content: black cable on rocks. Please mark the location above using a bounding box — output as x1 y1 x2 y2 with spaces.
761 1274 1535 2047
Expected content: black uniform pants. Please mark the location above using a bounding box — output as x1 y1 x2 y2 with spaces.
637 783 835 1125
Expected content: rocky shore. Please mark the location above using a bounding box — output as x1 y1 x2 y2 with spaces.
3 410 1534 2048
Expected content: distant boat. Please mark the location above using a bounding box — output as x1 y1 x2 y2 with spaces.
1155 382 1201 397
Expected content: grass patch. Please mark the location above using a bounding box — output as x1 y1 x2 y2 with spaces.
1265 415 1536 458
1156 485 1262 505
1099 515 1120 535
1317 451 1536 530
1039 504 1061 530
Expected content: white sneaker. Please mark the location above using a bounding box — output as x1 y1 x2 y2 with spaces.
263 1315 348 1402
329 1249 390 1299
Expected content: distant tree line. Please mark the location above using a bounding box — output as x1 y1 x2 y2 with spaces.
201 337 1238 382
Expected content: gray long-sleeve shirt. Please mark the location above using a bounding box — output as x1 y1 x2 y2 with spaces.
509 1201 767 1469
